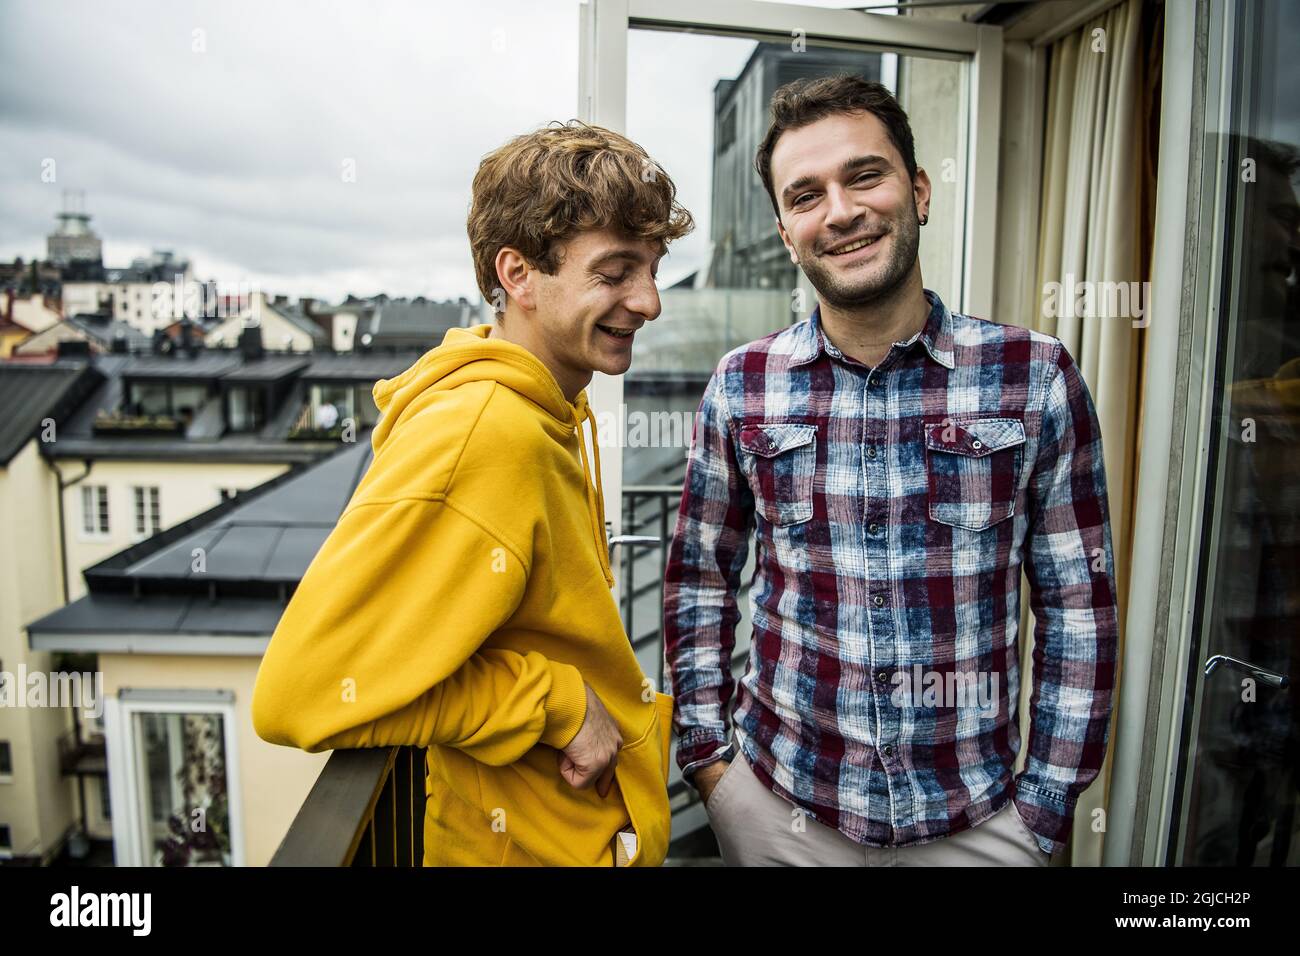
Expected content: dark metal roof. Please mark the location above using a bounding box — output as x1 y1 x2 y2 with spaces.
42 349 390 461
304 351 424 382
220 355 311 383
0 360 105 466
26 438 373 640
123 352 244 379
365 300 466 346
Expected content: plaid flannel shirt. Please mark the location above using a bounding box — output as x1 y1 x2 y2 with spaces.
663 288 1119 856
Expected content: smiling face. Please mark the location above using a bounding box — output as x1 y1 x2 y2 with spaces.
770 110 931 310
494 227 663 399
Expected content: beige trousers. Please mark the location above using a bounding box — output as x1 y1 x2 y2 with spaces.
703 748 1052 867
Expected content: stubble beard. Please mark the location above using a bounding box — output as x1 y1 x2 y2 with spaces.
798 207 921 310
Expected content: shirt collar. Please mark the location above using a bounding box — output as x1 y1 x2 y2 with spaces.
791 289 956 370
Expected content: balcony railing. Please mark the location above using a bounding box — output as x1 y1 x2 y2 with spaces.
269 745 426 866
58 729 107 776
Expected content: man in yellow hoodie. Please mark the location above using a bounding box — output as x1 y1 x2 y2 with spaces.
252 121 694 866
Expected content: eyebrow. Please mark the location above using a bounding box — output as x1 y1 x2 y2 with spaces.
780 154 892 206
587 248 664 271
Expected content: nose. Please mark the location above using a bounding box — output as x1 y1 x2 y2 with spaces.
823 181 861 232
624 269 662 323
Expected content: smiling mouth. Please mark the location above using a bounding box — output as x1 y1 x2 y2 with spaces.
825 234 884 256
597 325 637 338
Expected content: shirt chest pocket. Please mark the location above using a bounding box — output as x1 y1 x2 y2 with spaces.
737 422 817 526
923 417 1027 531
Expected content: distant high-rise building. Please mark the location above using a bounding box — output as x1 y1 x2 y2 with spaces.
46 190 103 267
708 44 881 290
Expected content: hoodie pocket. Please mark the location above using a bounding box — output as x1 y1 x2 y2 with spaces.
612 691 675 866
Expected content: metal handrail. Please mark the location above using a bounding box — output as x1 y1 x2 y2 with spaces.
270 745 426 866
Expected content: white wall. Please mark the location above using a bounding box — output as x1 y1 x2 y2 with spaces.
0 440 79 861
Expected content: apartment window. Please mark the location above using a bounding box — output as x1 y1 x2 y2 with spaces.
133 486 161 537
226 386 266 433
0 741 12 777
126 381 211 420
130 708 234 866
0 825 11 854
170 384 207 420
312 383 354 430
99 777 111 821
81 485 109 536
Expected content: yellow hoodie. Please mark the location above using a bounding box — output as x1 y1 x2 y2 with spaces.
252 325 674 866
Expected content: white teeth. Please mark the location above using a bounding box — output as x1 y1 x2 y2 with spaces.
829 236 879 255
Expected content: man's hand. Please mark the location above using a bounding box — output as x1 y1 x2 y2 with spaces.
557 681 622 797
693 759 731 808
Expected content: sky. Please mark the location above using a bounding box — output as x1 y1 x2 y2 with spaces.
0 0 895 305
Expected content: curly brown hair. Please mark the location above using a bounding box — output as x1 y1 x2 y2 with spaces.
467 120 694 306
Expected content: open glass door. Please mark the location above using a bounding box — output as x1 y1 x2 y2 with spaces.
578 0 1002 847
1167 0 1300 866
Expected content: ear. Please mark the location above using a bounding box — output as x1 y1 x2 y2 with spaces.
494 247 538 312
775 216 799 265
913 166 933 225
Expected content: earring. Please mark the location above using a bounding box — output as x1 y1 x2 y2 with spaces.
919 212 928 226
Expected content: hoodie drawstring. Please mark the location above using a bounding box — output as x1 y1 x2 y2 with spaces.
574 393 615 588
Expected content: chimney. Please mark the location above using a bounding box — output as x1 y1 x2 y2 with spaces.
238 322 264 362
151 328 170 355
110 330 129 354
179 318 198 358
57 338 92 360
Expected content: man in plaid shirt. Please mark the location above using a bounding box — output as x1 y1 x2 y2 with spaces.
664 75 1119 866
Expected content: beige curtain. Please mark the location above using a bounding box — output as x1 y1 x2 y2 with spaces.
1017 0 1156 867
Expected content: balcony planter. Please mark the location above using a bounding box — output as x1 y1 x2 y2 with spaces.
92 413 184 436
288 425 347 441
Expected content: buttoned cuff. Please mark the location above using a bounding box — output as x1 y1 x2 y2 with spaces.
1012 777 1078 857
677 728 737 783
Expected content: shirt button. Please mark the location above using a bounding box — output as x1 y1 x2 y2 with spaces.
882 745 895 758
875 670 890 684
866 447 877 459
869 374 881 386
869 522 882 535
873 595 885 607
972 440 983 450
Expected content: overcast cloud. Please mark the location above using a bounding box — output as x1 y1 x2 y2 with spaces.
0 0 888 303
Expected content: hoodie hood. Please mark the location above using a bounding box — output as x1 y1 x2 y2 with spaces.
370 324 613 585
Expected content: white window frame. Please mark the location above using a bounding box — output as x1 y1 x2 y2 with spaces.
79 484 110 539
578 0 1002 588
132 485 161 540
104 690 245 867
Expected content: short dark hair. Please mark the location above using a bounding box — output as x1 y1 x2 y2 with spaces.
754 75 918 219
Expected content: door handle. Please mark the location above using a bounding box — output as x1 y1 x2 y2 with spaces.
1203 654 1290 689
